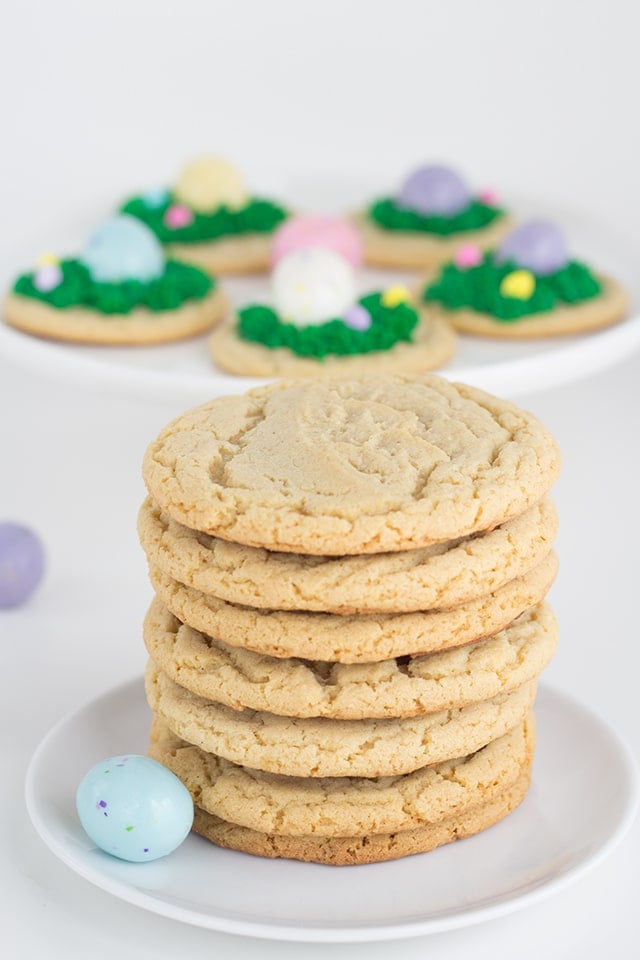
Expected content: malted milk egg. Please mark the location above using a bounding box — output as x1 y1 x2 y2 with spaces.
494 221 569 276
397 164 471 216
173 157 247 213
271 215 364 268
76 755 194 862
0 522 45 608
81 216 165 283
272 248 357 326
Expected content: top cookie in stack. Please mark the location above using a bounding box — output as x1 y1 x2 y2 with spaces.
143 376 559 554
140 375 560 865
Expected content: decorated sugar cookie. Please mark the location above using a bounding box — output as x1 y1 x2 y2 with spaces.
4 215 228 344
209 245 456 376
357 164 512 269
121 156 288 275
419 221 629 338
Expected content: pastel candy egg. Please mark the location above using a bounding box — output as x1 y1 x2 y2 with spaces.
76 755 194 862
174 157 247 213
397 165 471 216
81 215 165 283
344 303 371 331
164 204 194 229
500 269 536 300
34 263 63 292
495 221 569 276
454 244 483 268
142 187 170 209
0 522 45 608
381 285 411 308
272 248 357 326
271 216 364 268
478 188 498 205
36 252 59 267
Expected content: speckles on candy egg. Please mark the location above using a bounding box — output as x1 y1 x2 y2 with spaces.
76 754 194 862
271 248 357 326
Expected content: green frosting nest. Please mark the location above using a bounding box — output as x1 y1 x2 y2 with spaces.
237 292 419 359
121 195 287 244
13 259 214 315
368 197 503 235
422 254 602 321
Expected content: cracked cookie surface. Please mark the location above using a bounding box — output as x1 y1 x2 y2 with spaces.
144 598 556 719
190 765 531 864
142 375 560 555
148 713 534 836
145 662 536 778
138 496 557 614
148 552 558 663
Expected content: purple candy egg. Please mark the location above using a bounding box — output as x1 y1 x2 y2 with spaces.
34 264 63 293
494 221 569 276
343 303 372 331
0 523 45 608
397 165 471 216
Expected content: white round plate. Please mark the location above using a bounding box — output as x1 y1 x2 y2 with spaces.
2 191 639 402
25 679 638 943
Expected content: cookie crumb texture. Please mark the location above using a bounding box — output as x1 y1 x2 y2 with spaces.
144 662 536 778
190 766 531 865
138 495 557 614
143 376 560 555
148 552 558 663
148 713 535 838
144 598 557 720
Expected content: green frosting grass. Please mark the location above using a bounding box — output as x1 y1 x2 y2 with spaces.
13 258 214 315
121 195 287 244
368 197 503 235
422 254 602 321
238 292 419 359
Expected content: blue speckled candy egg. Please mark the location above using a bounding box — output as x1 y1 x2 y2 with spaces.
76 755 194 862
80 215 165 283
494 221 569 276
397 164 471 216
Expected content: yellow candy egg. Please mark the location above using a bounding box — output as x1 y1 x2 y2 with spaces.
499 270 536 300
37 252 59 266
174 157 248 213
381 285 411 307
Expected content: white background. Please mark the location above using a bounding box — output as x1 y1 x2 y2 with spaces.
1 0 639 955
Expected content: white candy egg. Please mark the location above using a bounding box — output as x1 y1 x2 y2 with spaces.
271 248 356 326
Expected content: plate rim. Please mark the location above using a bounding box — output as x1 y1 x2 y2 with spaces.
24 677 640 943
3 312 640 403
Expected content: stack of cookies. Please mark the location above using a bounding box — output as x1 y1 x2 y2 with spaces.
139 375 560 865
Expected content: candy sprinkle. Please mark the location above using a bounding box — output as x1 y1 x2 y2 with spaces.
500 269 536 300
454 244 482 269
381 285 411 308
164 204 194 229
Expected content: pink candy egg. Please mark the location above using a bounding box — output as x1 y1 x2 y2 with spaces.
271 215 364 268
454 244 483 269
164 204 194 229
